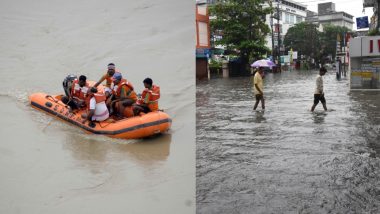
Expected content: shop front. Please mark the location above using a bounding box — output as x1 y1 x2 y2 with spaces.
349 36 380 90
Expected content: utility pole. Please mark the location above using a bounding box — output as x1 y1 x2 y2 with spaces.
378 0 380 31
276 0 281 72
270 0 275 63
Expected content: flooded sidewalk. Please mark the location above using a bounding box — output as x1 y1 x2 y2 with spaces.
196 70 380 213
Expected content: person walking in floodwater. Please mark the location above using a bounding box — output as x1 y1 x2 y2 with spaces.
253 67 265 110
335 57 342 79
311 67 327 112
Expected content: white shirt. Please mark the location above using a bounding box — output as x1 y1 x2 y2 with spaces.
314 75 323 94
89 97 109 121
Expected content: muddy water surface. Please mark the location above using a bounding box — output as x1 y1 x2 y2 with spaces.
0 0 195 213
197 71 380 213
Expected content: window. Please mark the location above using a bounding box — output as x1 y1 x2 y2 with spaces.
296 16 302 23
285 13 290 23
290 14 295 24
198 22 209 47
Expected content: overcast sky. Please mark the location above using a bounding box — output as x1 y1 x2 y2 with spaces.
291 0 374 30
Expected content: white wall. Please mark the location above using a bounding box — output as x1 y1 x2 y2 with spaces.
265 1 307 51
350 36 380 57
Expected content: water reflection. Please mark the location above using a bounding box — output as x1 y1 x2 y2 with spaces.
63 132 172 166
312 111 326 124
254 110 266 123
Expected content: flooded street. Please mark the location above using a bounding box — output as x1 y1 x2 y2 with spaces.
0 0 194 213
197 70 380 213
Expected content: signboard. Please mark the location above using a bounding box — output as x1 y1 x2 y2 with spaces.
273 33 279 41
293 51 298 59
350 56 380 89
196 48 210 58
274 24 282 33
284 55 290 63
288 51 298 61
349 36 380 57
280 55 289 64
351 70 380 88
356 16 369 29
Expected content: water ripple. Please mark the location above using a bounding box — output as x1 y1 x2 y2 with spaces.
197 71 380 213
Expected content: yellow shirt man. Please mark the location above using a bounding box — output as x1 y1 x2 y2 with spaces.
253 69 265 110
253 71 263 95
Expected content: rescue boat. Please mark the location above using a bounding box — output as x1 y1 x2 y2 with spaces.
29 92 172 139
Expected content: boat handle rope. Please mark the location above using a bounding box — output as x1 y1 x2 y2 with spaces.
45 95 69 109
46 95 59 103
97 119 116 128
97 121 108 128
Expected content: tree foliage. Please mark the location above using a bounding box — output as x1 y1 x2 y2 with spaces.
209 0 272 64
283 22 320 60
284 23 351 63
320 24 350 61
368 28 380 36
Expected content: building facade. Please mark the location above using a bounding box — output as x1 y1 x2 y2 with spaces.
349 36 380 90
265 0 307 55
363 0 379 31
196 2 211 79
205 0 307 55
306 2 354 31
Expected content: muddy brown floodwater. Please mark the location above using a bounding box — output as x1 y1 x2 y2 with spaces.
0 0 195 213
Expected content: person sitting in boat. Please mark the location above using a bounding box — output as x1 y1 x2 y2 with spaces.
81 87 109 127
93 63 117 98
119 99 145 118
136 77 160 113
61 75 89 110
107 72 137 117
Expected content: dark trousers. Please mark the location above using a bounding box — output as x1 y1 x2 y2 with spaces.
61 96 80 109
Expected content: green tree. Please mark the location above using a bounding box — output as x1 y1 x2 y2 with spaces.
319 24 351 61
368 28 380 36
209 0 272 67
284 23 355 65
283 22 320 63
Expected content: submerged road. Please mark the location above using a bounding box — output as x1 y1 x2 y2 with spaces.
197 70 380 213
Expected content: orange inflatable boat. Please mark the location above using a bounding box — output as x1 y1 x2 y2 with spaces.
29 93 172 139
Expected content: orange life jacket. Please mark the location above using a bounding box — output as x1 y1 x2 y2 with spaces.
104 70 120 88
141 85 160 111
104 74 113 88
86 93 107 110
123 106 135 118
114 79 137 101
71 79 89 101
